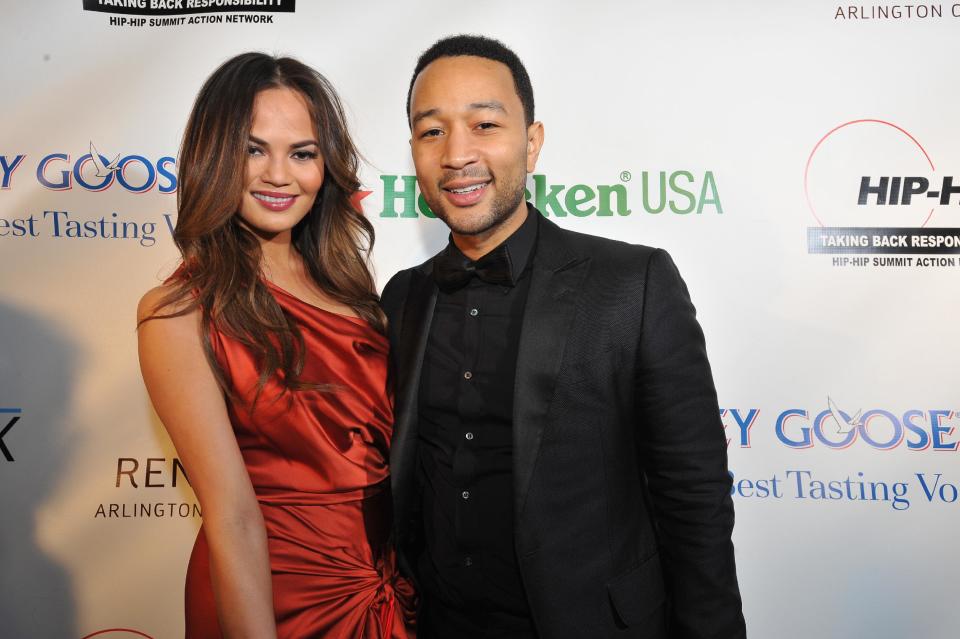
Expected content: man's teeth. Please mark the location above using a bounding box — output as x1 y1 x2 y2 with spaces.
449 183 486 194
254 193 293 204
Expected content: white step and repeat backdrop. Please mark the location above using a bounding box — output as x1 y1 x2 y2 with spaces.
2 1 959 637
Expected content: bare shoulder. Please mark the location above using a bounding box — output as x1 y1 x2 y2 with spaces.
137 283 204 360
137 283 218 411
137 283 197 325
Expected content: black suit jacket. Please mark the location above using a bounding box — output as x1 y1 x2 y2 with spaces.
381 213 746 639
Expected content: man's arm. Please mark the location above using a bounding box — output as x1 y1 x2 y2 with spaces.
633 248 746 639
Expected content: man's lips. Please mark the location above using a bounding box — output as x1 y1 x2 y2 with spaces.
252 191 297 212
441 180 490 207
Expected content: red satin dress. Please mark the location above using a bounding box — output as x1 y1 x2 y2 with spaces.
184 281 415 638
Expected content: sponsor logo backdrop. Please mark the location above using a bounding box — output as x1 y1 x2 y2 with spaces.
1 1 957 636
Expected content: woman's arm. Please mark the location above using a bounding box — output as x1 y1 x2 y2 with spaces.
137 286 278 639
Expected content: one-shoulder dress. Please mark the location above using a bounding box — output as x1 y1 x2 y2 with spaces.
184 281 415 638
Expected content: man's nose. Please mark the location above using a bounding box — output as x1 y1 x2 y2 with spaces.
441 126 479 170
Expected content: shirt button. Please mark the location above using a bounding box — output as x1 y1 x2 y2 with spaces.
461 490 470 500
463 371 473 380
469 308 479 316
464 556 473 567
465 432 474 441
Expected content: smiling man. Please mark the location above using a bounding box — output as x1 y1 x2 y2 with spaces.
381 35 746 639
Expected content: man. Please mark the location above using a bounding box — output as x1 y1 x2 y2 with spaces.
382 34 746 639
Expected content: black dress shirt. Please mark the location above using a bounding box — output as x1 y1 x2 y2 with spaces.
417 207 539 638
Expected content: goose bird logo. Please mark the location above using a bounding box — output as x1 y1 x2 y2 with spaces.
88 141 120 178
826 396 862 435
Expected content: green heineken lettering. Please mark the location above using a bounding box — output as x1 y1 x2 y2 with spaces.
533 174 567 217
566 185 595 217
379 175 418 218
698 171 722 214
417 193 437 218
377 171 721 219
641 171 667 214
669 171 696 214
597 184 630 216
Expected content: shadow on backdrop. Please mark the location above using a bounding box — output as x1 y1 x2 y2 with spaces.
0 301 79 637
413 209 449 260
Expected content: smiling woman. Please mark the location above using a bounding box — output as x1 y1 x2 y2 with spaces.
238 88 326 241
135 53 415 639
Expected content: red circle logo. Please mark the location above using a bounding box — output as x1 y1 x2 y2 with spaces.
80 629 156 639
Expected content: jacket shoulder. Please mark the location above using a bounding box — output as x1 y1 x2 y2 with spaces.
381 257 433 320
551 222 662 270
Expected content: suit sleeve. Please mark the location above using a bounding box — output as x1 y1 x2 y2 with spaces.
633 249 746 638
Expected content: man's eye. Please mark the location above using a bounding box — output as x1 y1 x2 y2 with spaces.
421 128 442 138
477 122 498 130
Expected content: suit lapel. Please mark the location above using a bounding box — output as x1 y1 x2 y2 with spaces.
513 217 591 519
390 264 437 505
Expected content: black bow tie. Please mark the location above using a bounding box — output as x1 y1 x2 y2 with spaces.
433 243 515 292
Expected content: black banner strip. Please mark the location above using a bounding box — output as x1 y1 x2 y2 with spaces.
82 0 295 16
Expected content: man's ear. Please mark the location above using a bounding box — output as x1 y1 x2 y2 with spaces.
526 121 545 173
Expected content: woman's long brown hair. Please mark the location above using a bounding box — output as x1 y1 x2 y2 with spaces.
144 52 383 403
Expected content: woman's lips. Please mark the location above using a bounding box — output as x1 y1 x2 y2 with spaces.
442 181 489 207
252 191 297 212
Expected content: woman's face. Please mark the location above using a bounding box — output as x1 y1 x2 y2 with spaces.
238 87 325 242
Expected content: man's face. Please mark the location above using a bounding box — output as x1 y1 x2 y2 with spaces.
409 55 542 237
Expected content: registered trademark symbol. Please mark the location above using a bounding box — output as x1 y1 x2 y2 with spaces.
620 170 632 182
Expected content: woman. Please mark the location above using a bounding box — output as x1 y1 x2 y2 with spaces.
137 53 414 638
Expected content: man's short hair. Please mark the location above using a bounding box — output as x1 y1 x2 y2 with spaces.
406 34 535 127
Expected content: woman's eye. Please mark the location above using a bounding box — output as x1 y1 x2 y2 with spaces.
247 145 263 156
293 150 319 160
